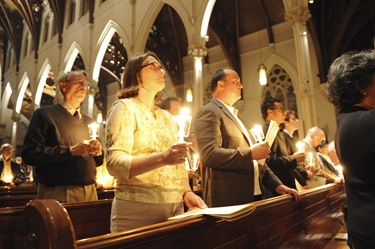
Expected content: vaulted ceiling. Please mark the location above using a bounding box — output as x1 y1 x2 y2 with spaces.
0 0 375 89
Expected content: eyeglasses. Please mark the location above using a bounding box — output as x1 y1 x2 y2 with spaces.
272 107 285 111
141 62 165 72
69 80 89 87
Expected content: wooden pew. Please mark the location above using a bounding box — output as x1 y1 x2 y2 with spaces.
0 199 112 249
0 206 24 249
13 184 346 249
0 185 37 195
0 187 114 208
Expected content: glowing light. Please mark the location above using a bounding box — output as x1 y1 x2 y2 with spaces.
258 64 267 86
88 123 99 140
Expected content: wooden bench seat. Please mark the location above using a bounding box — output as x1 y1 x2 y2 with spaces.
12 183 346 249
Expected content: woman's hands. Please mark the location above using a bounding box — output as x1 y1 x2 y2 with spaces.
162 142 192 165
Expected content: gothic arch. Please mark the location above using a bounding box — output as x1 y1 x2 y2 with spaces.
35 59 54 107
92 20 129 83
133 1 165 53
1 83 12 123
15 72 30 114
260 54 300 114
63 42 86 73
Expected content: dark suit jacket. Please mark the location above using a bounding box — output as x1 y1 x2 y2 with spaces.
284 134 309 187
263 122 299 191
194 98 281 207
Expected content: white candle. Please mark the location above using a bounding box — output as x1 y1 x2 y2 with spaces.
250 124 264 143
307 152 313 165
3 173 13 183
88 123 99 140
96 111 103 124
176 108 191 142
192 153 199 171
296 141 305 152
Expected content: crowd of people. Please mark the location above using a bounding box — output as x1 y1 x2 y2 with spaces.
3 50 374 249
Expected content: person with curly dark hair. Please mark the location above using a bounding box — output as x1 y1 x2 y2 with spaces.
326 50 375 249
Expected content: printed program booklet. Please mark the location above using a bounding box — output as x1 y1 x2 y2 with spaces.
169 203 256 222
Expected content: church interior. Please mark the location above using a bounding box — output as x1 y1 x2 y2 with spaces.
0 0 374 248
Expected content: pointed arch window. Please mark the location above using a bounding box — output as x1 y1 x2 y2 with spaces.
262 64 298 115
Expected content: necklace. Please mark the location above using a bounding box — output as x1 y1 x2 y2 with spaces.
355 101 374 110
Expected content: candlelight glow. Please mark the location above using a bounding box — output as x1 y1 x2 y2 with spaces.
96 165 115 189
96 111 103 124
176 108 192 142
186 88 193 103
192 154 199 171
296 141 305 152
307 152 314 165
335 165 343 178
3 173 13 183
250 124 264 143
88 123 100 140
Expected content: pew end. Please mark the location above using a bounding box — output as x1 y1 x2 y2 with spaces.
16 199 77 249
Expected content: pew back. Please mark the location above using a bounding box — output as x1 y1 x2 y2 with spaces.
0 186 114 208
0 199 112 249
14 184 346 249
0 206 24 249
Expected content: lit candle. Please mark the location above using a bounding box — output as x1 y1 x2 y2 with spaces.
96 111 103 124
307 152 313 165
3 173 14 183
336 165 343 178
296 141 305 152
88 123 99 140
250 124 264 143
176 108 192 142
192 153 199 171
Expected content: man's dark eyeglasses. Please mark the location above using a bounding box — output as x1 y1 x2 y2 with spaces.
141 62 164 72
272 107 285 111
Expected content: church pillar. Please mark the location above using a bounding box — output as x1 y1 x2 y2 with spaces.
11 111 21 149
283 0 317 133
188 45 207 117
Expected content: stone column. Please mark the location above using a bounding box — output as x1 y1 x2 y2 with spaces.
188 45 207 117
11 111 21 149
283 0 317 134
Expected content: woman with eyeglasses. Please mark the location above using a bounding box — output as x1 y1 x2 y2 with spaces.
105 51 206 232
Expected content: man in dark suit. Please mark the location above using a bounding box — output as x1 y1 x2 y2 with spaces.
261 99 306 196
194 68 299 207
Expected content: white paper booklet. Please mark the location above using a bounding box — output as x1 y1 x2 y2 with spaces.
168 203 256 222
258 120 279 165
